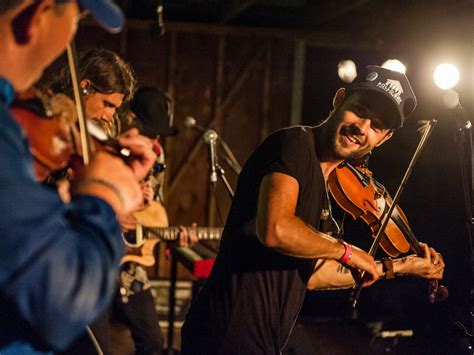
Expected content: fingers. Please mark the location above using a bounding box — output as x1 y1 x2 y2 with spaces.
118 128 140 138
178 225 190 247
72 151 144 214
419 242 431 263
345 246 379 287
189 222 199 246
117 132 156 181
177 223 199 248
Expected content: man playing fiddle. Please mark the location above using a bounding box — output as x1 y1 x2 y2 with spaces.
181 66 445 354
0 1 156 354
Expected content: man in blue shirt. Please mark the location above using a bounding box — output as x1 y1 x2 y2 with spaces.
0 1 156 353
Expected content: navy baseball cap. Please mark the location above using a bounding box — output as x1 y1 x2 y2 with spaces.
347 65 417 128
130 87 179 138
61 0 125 33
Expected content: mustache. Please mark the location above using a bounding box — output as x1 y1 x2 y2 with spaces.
340 124 362 137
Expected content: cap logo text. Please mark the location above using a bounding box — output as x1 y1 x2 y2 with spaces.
376 79 403 104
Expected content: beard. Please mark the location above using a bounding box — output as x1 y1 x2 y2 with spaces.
322 109 372 161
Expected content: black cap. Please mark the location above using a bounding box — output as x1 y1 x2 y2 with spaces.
347 66 417 128
130 87 179 138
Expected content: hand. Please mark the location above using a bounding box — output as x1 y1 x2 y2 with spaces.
397 243 445 279
178 223 199 248
343 244 379 287
118 213 138 231
56 179 71 203
117 128 157 181
141 180 154 205
71 151 143 214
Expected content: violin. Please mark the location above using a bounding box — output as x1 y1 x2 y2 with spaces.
327 162 448 303
10 87 131 183
10 87 79 182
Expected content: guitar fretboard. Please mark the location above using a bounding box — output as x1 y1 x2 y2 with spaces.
143 226 223 241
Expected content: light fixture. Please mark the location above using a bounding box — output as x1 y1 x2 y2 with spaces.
433 63 460 90
337 60 357 83
381 59 406 74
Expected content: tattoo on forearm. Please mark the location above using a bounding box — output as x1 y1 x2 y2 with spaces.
336 264 350 274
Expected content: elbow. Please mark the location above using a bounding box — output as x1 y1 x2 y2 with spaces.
256 217 287 249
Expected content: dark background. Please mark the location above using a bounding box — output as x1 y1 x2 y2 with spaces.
44 1 473 353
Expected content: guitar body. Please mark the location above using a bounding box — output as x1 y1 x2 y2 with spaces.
121 239 160 266
132 200 169 227
121 200 169 266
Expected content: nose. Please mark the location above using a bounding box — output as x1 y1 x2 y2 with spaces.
354 118 371 135
103 108 115 121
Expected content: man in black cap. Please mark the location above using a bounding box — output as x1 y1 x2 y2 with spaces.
111 87 197 355
181 66 445 354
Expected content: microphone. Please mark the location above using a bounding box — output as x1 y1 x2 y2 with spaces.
185 116 218 184
204 130 218 184
442 89 471 129
184 116 207 132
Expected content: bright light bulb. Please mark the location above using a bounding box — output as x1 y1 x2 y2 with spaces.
381 59 406 74
433 63 460 90
337 60 357 83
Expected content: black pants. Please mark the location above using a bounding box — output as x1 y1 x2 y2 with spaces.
113 289 164 355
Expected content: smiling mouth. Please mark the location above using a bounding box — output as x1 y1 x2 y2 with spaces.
341 133 361 146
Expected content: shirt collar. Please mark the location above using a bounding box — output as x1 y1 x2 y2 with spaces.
0 77 15 105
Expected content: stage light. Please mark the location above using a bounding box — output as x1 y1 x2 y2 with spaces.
433 63 460 90
337 60 357 83
381 59 406 74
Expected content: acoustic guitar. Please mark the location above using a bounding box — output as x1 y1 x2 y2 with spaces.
121 225 223 266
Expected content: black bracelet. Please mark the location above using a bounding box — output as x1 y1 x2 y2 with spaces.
382 257 395 279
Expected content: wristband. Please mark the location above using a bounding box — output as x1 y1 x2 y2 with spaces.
382 257 395 279
338 241 352 264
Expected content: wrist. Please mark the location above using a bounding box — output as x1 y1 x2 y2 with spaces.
72 178 124 214
338 240 352 264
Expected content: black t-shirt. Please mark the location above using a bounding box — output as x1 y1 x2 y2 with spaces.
182 126 329 354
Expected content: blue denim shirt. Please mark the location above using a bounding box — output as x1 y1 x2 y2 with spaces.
0 78 124 353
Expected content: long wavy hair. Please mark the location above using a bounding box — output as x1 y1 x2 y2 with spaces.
46 48 137 103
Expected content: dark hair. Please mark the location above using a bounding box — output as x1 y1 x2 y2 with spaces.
47 48 137 102
0 0 24 15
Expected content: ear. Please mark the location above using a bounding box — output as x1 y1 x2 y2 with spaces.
375 131 393 147
80 80 91 89
11 1 49 45
26 1 56 45
332 88 346 109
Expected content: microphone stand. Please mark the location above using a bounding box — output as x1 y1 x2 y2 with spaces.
205 131 235 199
451 105 474 342
214 162 235 199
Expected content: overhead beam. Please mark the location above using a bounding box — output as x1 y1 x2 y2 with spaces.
80 18 381 50
221 0 259 24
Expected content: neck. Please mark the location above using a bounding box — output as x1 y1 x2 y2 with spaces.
320 159 343 180
313 123 344 180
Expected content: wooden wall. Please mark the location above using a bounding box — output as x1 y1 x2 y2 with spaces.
73 21 294 228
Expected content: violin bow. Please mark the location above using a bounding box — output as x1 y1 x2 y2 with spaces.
350 119 439 308
66 41 94 165
65 41 104 355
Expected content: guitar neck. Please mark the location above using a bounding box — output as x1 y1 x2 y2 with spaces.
142 226 223 242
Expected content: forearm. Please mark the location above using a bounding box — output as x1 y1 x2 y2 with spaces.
257 214 346 260
307 257 418 290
